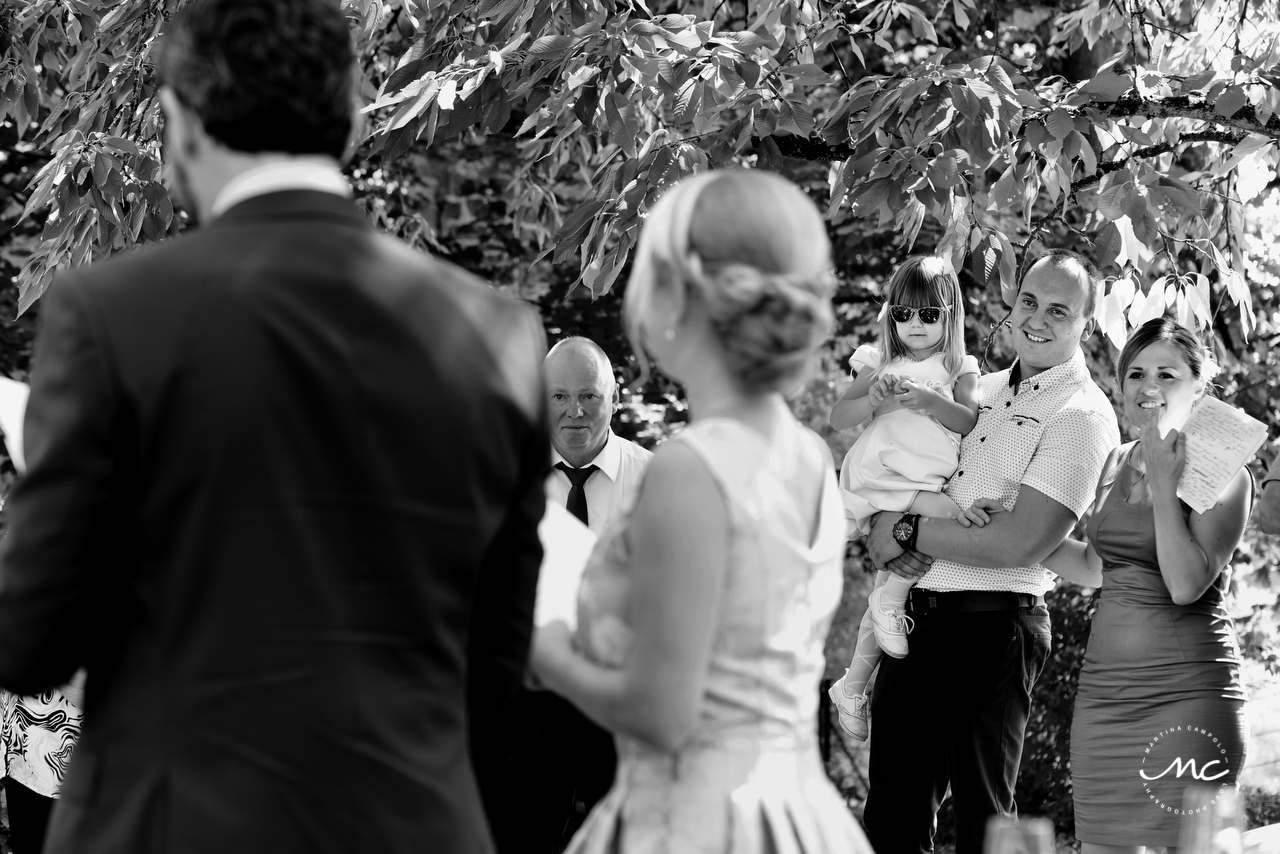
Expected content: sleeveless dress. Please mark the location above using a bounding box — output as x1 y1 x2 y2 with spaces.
569 403 872 854
837 346 980 536
1071 444 1248 847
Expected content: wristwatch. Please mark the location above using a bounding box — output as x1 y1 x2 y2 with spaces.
892 513 920 553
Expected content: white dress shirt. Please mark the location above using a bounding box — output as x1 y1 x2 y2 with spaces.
919 350 1120 594
210 159 351 218
547 430 653 537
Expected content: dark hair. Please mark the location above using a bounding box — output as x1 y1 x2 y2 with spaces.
1116 316 1208 384
156 0 355 158
1024 249 1103 319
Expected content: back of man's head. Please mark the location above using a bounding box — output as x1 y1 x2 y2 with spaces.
156 0 354 159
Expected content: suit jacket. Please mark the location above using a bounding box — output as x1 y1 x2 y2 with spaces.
0 190 549 854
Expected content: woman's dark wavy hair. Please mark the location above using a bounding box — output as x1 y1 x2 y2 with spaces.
156 0 355 158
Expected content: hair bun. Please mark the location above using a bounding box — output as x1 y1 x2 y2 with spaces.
702 263 835 394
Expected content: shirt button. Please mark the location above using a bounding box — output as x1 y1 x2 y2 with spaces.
957 471 964 477
1005 401 1011 407
979 437 986 442
1033 384 1040 390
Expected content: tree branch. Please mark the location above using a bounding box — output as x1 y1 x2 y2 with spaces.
1070 129 1244 193
765 134 854 160
1102 92 1280 140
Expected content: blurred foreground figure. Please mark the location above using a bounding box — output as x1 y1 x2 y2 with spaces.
1258 453 1280 535
0 2 548 852
530 171 873 854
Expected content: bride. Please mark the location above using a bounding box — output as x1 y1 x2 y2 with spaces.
531 170 872 853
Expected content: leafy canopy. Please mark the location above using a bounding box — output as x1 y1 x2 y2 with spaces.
3 0 1280 356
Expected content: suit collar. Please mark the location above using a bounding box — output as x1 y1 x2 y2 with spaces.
210 189 369 230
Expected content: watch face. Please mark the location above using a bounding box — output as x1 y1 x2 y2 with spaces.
893 518 913 542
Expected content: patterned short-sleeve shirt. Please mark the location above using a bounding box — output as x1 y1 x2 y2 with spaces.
918 349 1120 594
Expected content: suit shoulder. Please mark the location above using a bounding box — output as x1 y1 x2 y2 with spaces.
371 234 547 418
372 232 537 323
54 233 201 301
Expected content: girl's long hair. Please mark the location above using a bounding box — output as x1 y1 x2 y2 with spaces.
875 255 966 381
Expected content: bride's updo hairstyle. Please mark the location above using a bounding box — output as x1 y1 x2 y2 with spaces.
624 170 836 394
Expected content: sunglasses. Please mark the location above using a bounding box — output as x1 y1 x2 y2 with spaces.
888 305 950 325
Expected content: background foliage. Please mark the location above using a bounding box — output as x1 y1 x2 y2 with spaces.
3 0 1280 844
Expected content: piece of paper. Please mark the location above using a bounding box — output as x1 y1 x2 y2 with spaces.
1177 396 1268 515
534 502 598 631
0 376 29 473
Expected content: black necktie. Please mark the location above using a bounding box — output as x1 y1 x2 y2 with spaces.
556 462 598 526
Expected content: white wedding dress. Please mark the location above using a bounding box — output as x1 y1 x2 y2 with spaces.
570 400 873 854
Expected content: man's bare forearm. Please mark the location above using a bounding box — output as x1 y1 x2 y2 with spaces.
915 489 1077 570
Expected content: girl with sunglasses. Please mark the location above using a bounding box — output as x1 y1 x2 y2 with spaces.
827 255 981 741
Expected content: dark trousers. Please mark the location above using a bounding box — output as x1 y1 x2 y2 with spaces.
862 602 1051 854
473 689 617 854
4 777 54 854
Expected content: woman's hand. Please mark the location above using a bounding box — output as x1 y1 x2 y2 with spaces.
1138 417 1186 497
895 379 943 413
529 620 575 690
867 374 897 408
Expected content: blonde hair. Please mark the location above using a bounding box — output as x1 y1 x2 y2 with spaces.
876 255 966 381
624 170 835 394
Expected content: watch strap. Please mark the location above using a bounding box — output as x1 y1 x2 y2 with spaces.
897 513 920 552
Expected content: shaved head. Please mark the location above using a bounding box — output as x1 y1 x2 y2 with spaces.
545 336 615 386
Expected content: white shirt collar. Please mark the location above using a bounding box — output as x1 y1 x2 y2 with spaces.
211 159 351 218
551 430 621 482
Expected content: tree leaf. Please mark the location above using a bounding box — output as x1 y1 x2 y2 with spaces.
1215 85 1249 118
1044 108 1074 140
528 35 575 57
1080 72 1131 100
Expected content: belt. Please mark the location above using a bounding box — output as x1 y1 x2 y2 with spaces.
907 589 1044 614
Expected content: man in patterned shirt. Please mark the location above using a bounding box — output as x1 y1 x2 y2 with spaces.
862 250 1120 854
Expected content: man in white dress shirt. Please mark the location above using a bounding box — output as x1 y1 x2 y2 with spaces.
862 251 1120 854
544 337 652 535
475 336 651 854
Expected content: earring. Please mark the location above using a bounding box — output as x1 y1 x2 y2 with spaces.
663 327 676 341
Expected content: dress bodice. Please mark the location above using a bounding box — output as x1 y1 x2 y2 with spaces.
568 405 871 854
877 353 961 397
1082 443 1243 699
1086 445 1226 608
576 404 847 741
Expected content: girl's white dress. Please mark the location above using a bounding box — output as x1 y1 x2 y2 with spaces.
570 401 872 854
838 345 980 535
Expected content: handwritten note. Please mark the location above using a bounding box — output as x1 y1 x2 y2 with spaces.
0 376 29 473
534 502 598 630
1177 396 1267 514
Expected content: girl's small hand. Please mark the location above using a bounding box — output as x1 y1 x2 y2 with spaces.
958 497 1005 528
868 374 897 407
895 379 940 412
530 620 575 687
1139 420 1185 495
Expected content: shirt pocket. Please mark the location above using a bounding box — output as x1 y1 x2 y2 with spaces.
994 413 1047 485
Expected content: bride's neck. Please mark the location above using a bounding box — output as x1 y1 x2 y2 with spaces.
684 368 781 434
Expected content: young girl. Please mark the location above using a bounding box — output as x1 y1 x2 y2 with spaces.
827 255 981 741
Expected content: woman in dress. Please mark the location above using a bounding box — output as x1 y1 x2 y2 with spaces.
530 170 871 854
1041 316 1250 852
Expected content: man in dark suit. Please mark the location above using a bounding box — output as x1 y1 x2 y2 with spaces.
0 2 547 852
